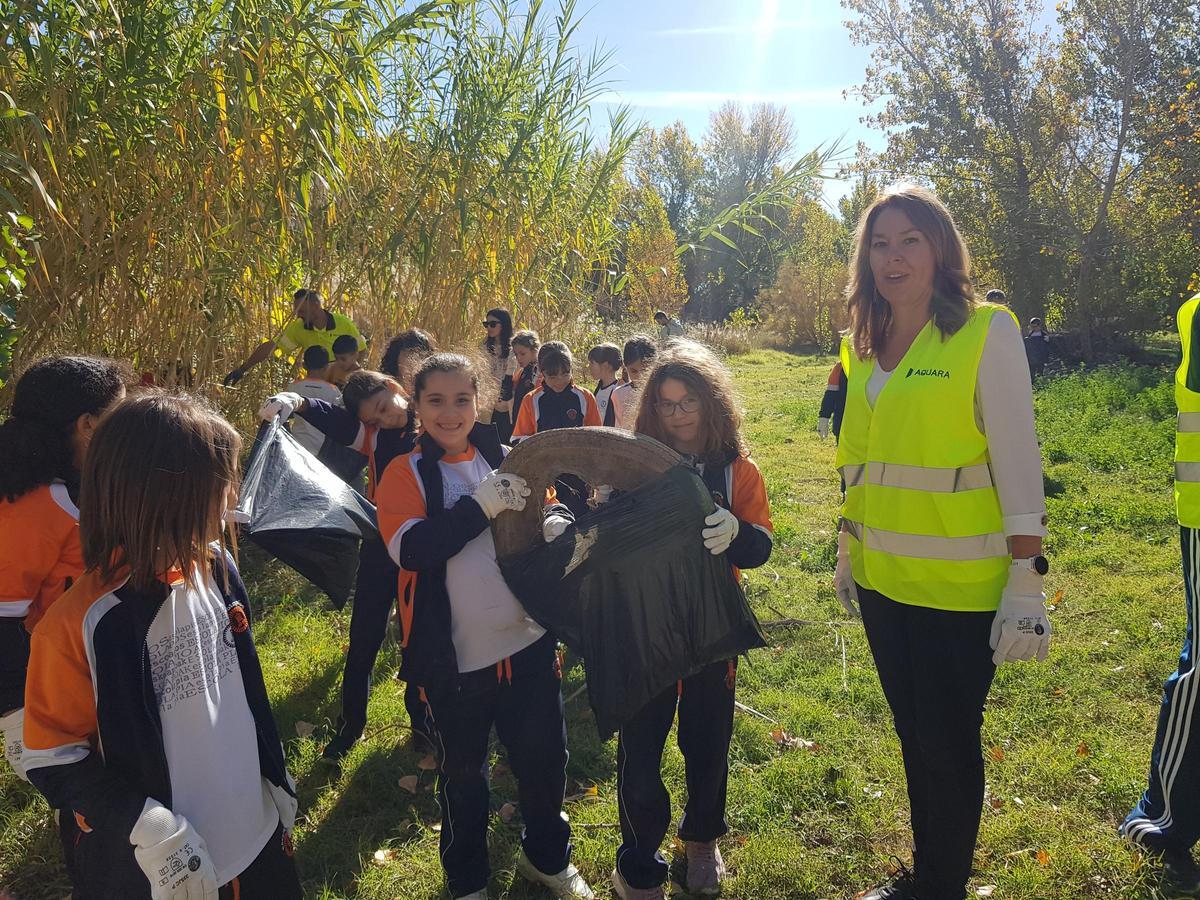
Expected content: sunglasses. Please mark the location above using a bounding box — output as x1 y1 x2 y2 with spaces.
483 320 501 328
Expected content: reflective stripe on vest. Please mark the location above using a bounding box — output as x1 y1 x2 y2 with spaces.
841 517 1008 562
839 461 993 493
1175 295 1200 527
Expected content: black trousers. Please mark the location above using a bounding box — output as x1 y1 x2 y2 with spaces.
217 822 302 899
340 537 426 739
859 586 996 900
0 615 30 712
421 634 571 898
615 659 737 889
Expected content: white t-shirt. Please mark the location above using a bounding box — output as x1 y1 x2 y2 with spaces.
145 571 278 885
397 448 545 672
594 381 619 424
864 312 1046 537
285 377 343 457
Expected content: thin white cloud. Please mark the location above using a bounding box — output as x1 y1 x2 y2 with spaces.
652 18 833 36
594 88 849 109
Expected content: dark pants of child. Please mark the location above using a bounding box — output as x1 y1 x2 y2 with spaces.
859 586 996 900
218 823 302 899
1122 526 1200 852
614 658 737 889
0 615 29 712
338 536 427 743
421 633 572 898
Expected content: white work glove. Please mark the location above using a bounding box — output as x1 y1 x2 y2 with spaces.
258 391 304 423
472 471 530 519
129 800 219 900
1 707 29 782
817 417 831 440
542 514 571 543
590 484 613 507
835 530 860 617
702 506 740 555
266 774 298 833
989 564 1051 666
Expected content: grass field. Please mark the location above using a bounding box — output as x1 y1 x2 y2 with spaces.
0 349 1187 899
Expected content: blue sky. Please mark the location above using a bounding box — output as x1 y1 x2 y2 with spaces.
575 0 883 204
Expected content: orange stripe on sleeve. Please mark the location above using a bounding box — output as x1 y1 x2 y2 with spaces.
376 454 428 559
731 456 772 534
581 388 602 427
511 392 537 440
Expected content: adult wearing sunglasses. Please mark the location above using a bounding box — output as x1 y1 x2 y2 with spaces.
481 308 517 443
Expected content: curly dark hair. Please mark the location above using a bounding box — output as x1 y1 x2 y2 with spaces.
381 328 437 379
0 356 129 502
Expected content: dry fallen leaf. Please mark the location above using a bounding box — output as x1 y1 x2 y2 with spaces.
294 720 316 739
988 745 1005 762
499 802 517 823
1049 589 1064 608
372 848 397 866
417 754 438 771
1076 741 1090 757
770 728 818 751
975 886 996 897
1036 848 1050 866
398 775 419 794
565 784 600 802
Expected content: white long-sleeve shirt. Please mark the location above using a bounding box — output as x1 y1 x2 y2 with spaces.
865 311 1047 538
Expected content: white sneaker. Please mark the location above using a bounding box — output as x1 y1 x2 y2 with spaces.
609 867 665 900
682 840 726 896
516 851 595 898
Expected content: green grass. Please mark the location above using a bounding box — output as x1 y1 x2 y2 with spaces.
0 350 1185 898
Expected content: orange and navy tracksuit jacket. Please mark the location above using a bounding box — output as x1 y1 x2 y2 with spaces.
0 481 84 631
699 453 774 577
818 361 846 440
21 552 292 896
510 383 601 442
295 398 417 501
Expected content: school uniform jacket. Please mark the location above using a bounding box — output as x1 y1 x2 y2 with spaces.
0 481 83 631
298 397 418 500
698 453 774 576
22 551 292 897
511 384 602 441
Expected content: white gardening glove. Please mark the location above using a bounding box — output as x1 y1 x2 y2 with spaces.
472 471 530 519
989 564 1051 666
129 800 219 900
590 484 613 507
835 530 860 617
266 774 298 833
817 417 831 440
258 391 304 423
1 707 29 782
702 506 740 555
542 514 571 543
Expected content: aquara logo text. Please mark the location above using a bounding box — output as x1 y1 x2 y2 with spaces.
905 367 951 379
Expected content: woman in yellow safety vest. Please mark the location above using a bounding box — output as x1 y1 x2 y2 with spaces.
833 184 1052 900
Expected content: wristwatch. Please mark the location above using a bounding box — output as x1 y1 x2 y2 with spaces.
1012 555 1049 575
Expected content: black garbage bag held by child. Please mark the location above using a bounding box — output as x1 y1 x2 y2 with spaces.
233 415 378 606
493 429 766 737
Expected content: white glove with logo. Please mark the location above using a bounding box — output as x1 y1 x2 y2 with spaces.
472 471 530 519
835 529 860 617
817 417 831 440
1 707 29 782
130 800 218 900
702 507 740 555
989 564 1051 666
266 774 298 833
258 392 304 423
542 514 572 543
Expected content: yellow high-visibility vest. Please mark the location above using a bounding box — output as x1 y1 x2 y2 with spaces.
1175 294 1200 528
837 304 1011 611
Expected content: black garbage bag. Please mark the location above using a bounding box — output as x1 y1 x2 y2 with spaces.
500 465 766 737
233 416 378 607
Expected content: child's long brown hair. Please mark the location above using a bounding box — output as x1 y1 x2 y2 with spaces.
80 392 241 591
632 340 746 466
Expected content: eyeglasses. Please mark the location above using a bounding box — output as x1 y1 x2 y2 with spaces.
483 320 501 328
655 396 700 417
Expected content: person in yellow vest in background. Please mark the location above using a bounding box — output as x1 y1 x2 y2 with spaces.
1119 292 1200 895
832 184 1051 900
222 288 366 387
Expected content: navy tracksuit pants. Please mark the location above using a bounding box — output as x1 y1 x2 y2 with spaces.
615 658 737 889
421 633 572 898
1122 526 1200 852
340 537 425 740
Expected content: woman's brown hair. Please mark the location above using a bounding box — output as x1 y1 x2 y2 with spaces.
632 340 746 466
80 391 241 591
845 183 977 359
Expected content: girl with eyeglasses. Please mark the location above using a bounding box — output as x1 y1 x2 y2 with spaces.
609 340 773 900
480 308 517 443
